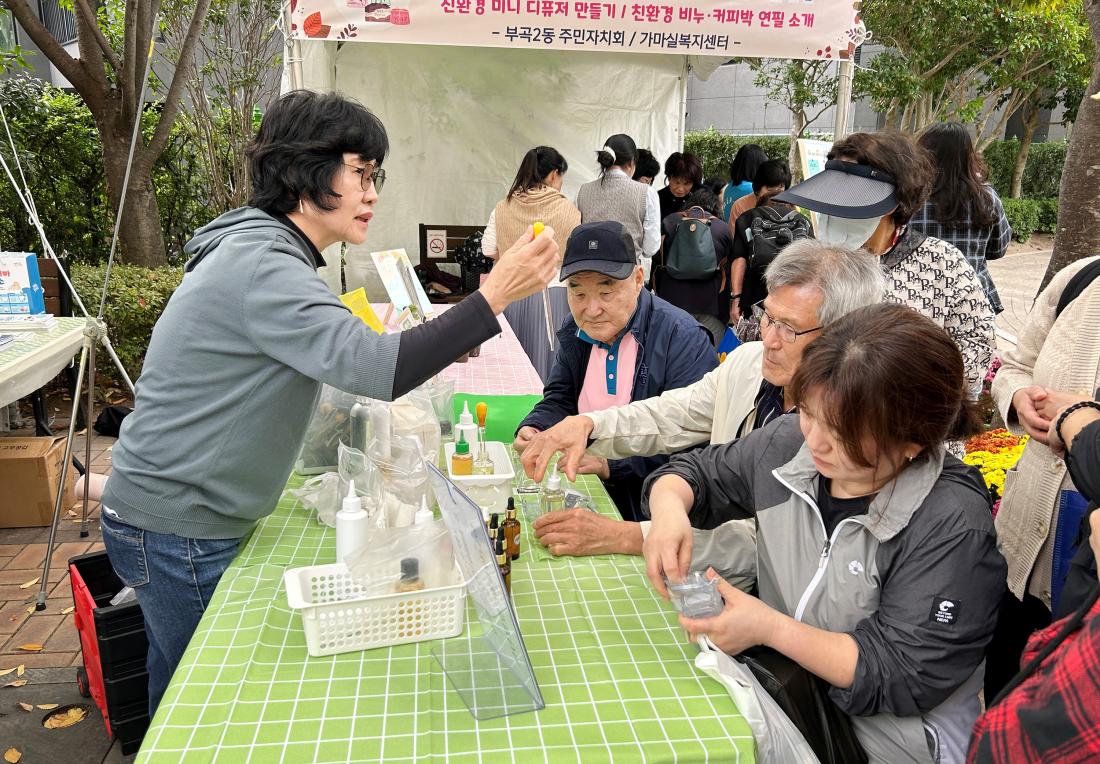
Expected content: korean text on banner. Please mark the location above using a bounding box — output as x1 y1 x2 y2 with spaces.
289 0 868 59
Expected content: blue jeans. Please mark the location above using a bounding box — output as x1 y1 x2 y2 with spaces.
100 510 242 717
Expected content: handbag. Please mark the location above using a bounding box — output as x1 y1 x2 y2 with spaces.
737 646 868 764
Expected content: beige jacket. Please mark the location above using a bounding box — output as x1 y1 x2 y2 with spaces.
585 341 766 457
585 342 766 588
991 255 1100 605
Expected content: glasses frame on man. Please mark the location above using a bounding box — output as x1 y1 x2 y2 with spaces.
344 163 386 195
752 301 822 344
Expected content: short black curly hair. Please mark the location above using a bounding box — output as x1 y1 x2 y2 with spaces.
246 91 389 215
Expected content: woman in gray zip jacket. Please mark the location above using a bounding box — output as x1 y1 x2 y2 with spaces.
642 303 1006 764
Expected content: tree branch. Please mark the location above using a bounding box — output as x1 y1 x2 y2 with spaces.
3 0 98 96
73 0 123 75
143 0 213 167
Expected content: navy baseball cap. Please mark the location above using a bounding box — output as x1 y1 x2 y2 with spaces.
775 159 898 219
560 221 638 281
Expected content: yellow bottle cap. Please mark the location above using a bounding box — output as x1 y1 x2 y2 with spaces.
476 401 488 427
532 221 544 238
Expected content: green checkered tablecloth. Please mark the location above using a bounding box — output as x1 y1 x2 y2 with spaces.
137 474 755 763
0 316 84 407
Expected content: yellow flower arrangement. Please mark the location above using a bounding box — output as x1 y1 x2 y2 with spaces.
963 428 1029 500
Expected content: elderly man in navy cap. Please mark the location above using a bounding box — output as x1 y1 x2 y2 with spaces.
513 221 717 522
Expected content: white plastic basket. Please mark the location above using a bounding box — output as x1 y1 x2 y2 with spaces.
442 440 515 511
283 563 466 656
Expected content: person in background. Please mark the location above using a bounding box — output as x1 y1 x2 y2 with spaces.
702 176 726 198
726 157 790 227
729 160 809 322
657 151 704 221
984 255 1100 697
776 131 995 397
721 143 767 222
576 133 660 283
656 187 733 345
99 91 559 716
911 123 1012 314
967 391 1100 764
644 304 1005 764
633 148 660 186
521 242 885 561
481 146 581 380
513 221 716 521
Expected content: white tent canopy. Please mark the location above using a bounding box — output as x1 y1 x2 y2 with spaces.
284 2 866 298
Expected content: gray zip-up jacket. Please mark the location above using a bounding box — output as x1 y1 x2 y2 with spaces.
102 208 500 540
642 415 1006 764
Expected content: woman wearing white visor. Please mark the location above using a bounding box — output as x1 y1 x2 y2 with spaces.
775 133 995 398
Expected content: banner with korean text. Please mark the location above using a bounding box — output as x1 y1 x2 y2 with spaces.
289 0 867 59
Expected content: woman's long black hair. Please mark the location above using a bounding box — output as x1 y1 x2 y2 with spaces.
508 146 568 199
919 123 995 229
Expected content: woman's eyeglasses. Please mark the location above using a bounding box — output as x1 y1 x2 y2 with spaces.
345 163 386 195
752 301 822 343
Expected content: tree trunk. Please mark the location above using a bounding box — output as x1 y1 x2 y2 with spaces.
1038 0 1100 291
789 108 807 180
99 115 169 267
1010 104 1041 200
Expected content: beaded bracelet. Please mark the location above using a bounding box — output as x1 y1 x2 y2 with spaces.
1054 400 1100 445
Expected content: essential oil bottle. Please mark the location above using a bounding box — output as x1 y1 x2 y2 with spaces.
495 538 511 595
502 498 521 561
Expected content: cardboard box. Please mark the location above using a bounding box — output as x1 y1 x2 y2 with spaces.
0 437 76 527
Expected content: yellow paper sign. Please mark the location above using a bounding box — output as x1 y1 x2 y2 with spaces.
339 288 384 335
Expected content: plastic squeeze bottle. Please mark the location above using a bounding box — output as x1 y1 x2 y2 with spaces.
541 466 565 515
455 402 478 447
413 497 445 588
335 480 369 564
451 435 473 476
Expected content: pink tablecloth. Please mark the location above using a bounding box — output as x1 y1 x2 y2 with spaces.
373 303 543 396
437 307 544 396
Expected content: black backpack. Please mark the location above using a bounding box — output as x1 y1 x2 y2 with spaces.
747 206 813 270
666 207 719 280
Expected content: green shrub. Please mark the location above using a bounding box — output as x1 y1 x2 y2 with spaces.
1036 198 1060 234
70 264 184 387
982 139 1066 200
684 129 795 179
1002 199 1040 243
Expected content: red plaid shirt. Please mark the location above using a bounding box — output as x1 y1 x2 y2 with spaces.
968 596 1100 763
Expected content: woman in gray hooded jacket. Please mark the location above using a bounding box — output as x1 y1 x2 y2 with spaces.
643 303 1006 764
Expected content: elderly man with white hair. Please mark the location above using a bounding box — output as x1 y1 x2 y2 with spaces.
522 239 888 573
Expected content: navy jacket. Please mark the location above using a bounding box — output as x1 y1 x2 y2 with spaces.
519 289 717 520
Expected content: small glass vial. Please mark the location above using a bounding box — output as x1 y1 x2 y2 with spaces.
502 500 521 561
472 444 495 475
540 466 565 515
495 538 511 595
451 435 473 476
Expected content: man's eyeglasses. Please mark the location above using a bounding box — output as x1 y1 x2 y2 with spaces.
752 301 822 344
345 163 386 195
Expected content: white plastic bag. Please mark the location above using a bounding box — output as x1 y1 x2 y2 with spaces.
694 636 819 764
296 386 358 475
289 472 343 527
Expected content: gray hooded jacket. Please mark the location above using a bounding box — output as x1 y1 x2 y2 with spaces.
642 415 1006 764
102 208 500 540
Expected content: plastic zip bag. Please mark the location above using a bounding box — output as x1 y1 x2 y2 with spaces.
288 472 343 527
296 386 358 475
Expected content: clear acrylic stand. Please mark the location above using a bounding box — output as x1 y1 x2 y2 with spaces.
427 463 544 720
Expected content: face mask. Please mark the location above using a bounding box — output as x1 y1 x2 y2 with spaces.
817 214 882 249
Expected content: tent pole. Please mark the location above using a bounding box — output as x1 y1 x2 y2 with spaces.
833 57 854 140
678 59 689 150
283 2 305 91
